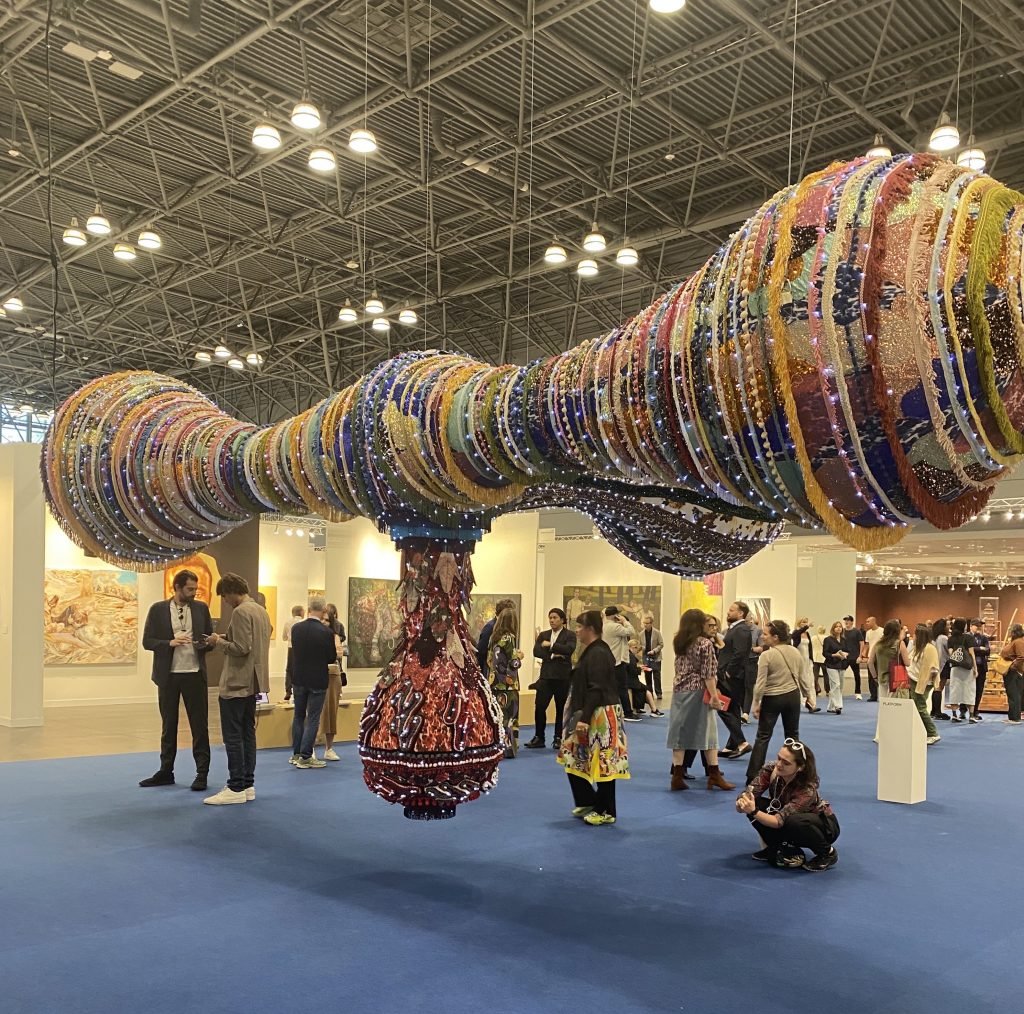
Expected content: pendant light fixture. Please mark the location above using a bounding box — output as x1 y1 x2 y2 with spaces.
398 308 418 326
365 290 384 316
214 345 231 359
582 223 606 253
577 259 599 278
866 134 892 159
349 128 378 154
928 112 959 152
252 121 282 150
2 295 24 312
544 243 567 264
245 351 265 367
616 245 639 267
137 229 161 250
338 299 358 323
62 218 88 247
19 403 32 414
112 243 136 261
227 356 245 370
86 203 112 236
290 100 321 131
957 138 986 171
308 147 336 172
371 317 390 332
649 0 686 11
194 350 212 363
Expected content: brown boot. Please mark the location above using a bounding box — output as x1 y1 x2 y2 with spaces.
706 766 735 791
670 764 689 791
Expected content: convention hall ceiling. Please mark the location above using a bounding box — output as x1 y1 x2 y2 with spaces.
1 0 1023 425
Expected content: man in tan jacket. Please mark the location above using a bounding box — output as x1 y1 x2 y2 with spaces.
203 573 271 805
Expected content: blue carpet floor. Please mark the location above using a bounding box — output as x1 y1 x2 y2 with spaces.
1 704 1020 1014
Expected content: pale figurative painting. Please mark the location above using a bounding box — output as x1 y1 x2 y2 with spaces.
43 569 138 665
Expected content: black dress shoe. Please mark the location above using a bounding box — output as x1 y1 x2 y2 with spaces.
139 771 174 787
191 776 208 791
552 738 561 750
524 737 545 749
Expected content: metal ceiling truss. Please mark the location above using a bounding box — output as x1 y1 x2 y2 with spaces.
0 0 1022 424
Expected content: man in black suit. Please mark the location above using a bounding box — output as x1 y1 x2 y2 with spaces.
525 607 577 750
716 601 752 760
288 596 338 769
139 570 214 790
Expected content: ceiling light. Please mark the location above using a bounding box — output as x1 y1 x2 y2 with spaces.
3 295 24 312
866 134 891 159
981 511 991 522
664 151 676 161
308 147 336 172
137 229 161 250
398 308 418 326
285 528 294 537
371 317 390 332
252 122 281 150
1006 510 1015 522
616 245 639 267
7 148 20 157
544 243 567 264
194 350 212 363
649 0 686 12
365 291 384 315
290 100 321 131
295 528 305 538
18 403 32 414
227 356 244 370
62 218 87 247
582 223 606 253
112 242 136 261
214 345 231 359
338 300 358 323
86 203 112 236
245 352 264 366
348 127 377 154
577 258 599 277
956 137 986 171
928 112 960 152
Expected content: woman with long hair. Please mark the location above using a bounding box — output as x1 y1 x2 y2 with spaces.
946 618 978 723
908 623 941 744
999 622 1024 724
931 618 951 721
822 621 848 714
490 606 522 757
868 619 911 742
810 625 827 696
736 739 839 871
667 609 735 793
792 617 819 713
744 620 817 783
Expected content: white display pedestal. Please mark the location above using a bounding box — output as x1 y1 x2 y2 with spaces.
877 697 926 804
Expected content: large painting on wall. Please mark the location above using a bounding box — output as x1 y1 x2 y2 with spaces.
348 577 404 669
680 573 724 624
44 569 138 665
163 552 223 618
467 593 523 648
747 597 772 630
562 585 661 632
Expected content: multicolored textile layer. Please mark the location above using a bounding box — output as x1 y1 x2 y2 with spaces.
42 155 1024 569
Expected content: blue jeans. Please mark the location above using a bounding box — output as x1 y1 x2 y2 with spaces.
291 686 326 759
219 695 257 792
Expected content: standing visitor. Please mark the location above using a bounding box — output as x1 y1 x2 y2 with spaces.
558 610 629 826
946 618 978 723
792 618 819 713
139 570 214 791
288 596 336 769
745 620 816 783
525 608 576 750
641 616 665 700
842 616 865 700
908 623 941 744
810 625 827 696
970 619 990 721
204 573 271 805
476 598 515 679
863 617 883 701
999 623 1024 724
603 606 640 721
931 618 951 721
667 609 735 792
742 621 764 722
822 621 848 714
867 619 911 743
736 739 840 871
278 604 305 707
717 602 754 759
490 606 522 757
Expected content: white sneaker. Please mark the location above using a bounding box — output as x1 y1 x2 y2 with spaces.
295 757 327 769
324 748 341 761
245 787 255 801
855 694 863 701
926 735 941 745
278 699 294 709
289 754 301 765
203 786 247 805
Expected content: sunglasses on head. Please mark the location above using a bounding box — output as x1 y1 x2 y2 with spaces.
783 738 806 754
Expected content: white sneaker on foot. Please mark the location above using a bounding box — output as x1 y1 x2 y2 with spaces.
289 754 301 765
296 757 327 768
245 787 255 801
324 748 341 761
203 786 247 805
855 694 863 701
926 735 941 745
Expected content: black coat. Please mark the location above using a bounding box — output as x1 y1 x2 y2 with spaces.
533 627 576 681
822 636 846 669
142 599 214 686
718 620 753 679
568 639 619 723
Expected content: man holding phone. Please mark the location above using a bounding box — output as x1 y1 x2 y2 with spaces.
139 569 215 791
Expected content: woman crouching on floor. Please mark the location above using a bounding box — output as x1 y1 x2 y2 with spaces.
735 739 840 872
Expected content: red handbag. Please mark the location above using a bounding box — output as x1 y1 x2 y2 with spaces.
888 658 910 691
703 689 731 711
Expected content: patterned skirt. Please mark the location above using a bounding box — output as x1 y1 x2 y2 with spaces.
558 704 630 783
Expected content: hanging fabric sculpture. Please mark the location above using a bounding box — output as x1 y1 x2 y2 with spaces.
40 154 1024 816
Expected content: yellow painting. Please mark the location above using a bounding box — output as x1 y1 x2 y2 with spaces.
679 572 724 624
44 569 138 665
163 552 223 618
